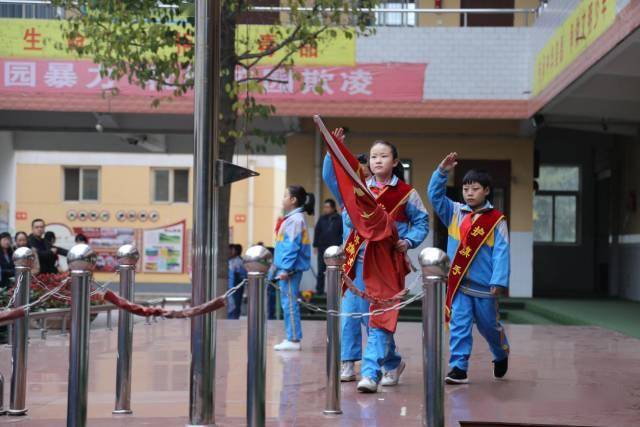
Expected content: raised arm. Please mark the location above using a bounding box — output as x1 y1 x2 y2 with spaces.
322 153 343 208
427 152 459 227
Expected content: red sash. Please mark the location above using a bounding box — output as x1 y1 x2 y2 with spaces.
445 209 504 323
343 181 413 281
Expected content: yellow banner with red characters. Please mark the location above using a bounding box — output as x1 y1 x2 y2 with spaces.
0 19 356 66
236 25 355 66
533 0 616 96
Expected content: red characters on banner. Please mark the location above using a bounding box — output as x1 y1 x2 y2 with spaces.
299 43 318 58
176 33 193 56
257 34 276 56
68 35 85 50
23 27 43 51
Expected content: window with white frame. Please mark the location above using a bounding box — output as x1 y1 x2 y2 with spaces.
533 165 580 244
152 168 189 203
375 0 416 26
64 167 99 202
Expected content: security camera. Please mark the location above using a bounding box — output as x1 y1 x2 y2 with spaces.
95 123 104 133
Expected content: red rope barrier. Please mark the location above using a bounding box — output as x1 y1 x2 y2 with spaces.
0 307 26 323
342 275 407 306
103 290 227 319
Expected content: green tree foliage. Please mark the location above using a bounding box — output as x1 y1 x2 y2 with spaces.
50 0 375 151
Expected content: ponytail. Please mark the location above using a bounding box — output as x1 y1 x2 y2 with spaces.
288 185 315 216
392 162 405 182
303 192 315 216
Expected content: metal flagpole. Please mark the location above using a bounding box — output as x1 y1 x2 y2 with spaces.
189 0 222 424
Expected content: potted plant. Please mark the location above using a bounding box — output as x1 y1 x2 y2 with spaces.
28 273 105 330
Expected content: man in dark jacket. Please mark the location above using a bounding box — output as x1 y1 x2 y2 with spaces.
313 199 343 295
28 218 58 274
0 232 14 288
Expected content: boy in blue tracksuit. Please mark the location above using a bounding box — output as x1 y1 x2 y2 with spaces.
428 152 510 384
273 185 314 351
323 139 429 390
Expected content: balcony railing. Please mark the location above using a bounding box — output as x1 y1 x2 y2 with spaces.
0 0 544 27
0 0 61 19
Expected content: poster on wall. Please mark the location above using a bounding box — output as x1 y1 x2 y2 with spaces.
72 227 139 273
142 221 185 274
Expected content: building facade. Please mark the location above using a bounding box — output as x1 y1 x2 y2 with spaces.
0 0 639 299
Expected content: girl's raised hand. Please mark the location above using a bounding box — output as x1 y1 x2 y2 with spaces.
439 152 458 172
331 127 345 143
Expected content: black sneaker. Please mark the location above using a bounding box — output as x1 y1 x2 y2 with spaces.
493 357 508 379
445 367 468 384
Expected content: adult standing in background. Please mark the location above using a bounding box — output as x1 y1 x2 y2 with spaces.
227 244 248 319
45 231 69 271
28 219 58 274
0 232 12 344
15 231 39 275
0 232 14 288
313 199 343 295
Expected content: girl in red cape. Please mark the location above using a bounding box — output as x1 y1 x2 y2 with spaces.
322 127 429 393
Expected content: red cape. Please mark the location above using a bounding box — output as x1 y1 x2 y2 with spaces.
315 116 409 333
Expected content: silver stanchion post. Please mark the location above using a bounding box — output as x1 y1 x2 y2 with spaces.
419 248 450 427
243 246 272 427
323 246 344 415
9 247 34 416
113 244 139 415
66 244 97 427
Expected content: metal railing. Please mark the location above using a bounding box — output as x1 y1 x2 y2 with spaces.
0 0 61 19
0 0 544 27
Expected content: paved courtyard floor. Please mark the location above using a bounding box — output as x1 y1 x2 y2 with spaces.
0 317 639 426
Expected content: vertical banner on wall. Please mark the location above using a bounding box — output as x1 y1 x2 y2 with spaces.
142 221 186 273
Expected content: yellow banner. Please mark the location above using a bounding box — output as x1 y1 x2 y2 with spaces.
236 25 355 66
0 19 356 66
533 0 616 96
0 20 73 59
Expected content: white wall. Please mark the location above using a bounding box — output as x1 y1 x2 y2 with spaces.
357 27 530 100
511 231 533 297
0 131 15 232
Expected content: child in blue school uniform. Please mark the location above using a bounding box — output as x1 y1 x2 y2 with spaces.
227 243 248 319
273 185 314 351
428 152 510 384
323 131 429 392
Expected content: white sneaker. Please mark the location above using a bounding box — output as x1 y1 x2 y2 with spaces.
356 377 378 393
273 340 301 351
380 361 406 386
340 361 356 382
